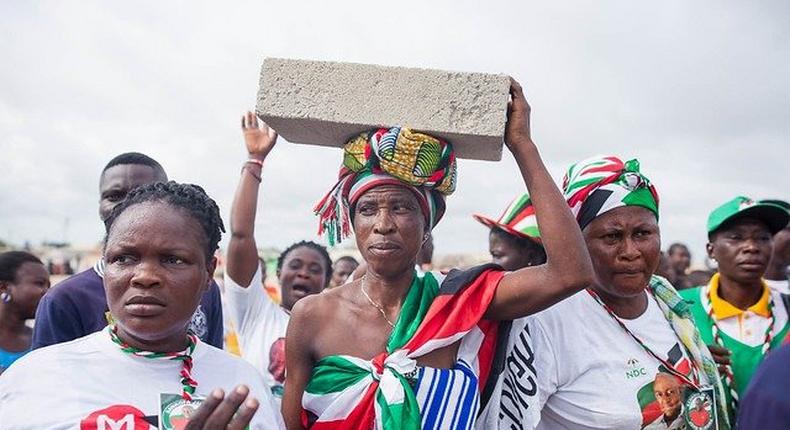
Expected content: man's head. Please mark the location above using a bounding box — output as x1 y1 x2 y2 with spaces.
99 152 167 222
706 197 789 285
667 243 691 275
653 373 683 422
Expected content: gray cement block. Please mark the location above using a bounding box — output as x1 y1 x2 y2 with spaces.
256 58 510 161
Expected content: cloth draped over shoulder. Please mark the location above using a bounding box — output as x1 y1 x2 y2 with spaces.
314 127 457 246
301 265 506 430
648 275 731 429
562 154 659 229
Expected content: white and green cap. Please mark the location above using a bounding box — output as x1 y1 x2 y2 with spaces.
707 196 789 236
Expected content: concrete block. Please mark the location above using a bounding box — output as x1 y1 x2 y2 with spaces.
256 58 510 161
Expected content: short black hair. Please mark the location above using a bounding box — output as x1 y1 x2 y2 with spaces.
668 243 689 255
101 152 167 178
0 251 44 283
491 227 547 265
277 240 333 287
103 181 225 261
335 255 359 268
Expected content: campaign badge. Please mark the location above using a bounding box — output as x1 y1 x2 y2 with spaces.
159 393 204 430
683 386 717 430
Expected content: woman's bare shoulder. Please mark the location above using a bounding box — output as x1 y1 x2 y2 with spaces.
291 280 360 323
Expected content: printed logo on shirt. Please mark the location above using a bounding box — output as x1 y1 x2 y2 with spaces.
498 325 539 429
160 393 203 430
626 358 648 380
80 404 155 430
189 305 208 340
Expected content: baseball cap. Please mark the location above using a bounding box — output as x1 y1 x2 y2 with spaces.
473 193 541 243
707 196 789 237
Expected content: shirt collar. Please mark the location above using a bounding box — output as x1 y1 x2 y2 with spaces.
93 259 105 279
709 272 771 319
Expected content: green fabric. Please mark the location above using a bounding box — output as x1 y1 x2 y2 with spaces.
679 286 790 419
307 355 371 395
376 378 421 430
622 187 658 216
706 196 789 234
387 272 440 352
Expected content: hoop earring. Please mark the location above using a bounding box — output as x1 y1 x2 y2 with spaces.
0 292 10 303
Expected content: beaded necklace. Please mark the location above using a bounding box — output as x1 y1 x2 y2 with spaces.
108 325 199 400
701 282 775 413
586 289 702 388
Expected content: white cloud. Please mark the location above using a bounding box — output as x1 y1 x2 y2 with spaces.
1 0 787 266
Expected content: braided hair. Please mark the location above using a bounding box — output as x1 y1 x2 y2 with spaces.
277 240 333 287
103 181 225 261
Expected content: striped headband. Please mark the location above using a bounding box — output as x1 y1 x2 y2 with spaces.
473 193 541 242
562 155 659 230
314 127 457 246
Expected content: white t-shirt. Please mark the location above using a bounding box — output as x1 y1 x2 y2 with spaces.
519 291 696 430
224 264 290 400
0 328 283 430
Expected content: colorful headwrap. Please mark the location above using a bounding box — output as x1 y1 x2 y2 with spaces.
314 127 457 246
562 155 659 229
473 193 541 243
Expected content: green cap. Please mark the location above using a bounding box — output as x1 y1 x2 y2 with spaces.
707 196 789 236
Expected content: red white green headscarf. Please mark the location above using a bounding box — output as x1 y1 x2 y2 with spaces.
314 127 457 246
562 155 659 229
473 193 541 243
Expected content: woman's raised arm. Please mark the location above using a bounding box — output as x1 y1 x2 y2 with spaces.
485 79 593 320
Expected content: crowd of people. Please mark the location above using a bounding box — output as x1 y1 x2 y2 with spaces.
0 78 787 430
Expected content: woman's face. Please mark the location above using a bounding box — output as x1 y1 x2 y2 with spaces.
103 201 215 350
3 262 49 319
354 185 426 278
583 206 660 299
488 230 542 271
279 246 328 311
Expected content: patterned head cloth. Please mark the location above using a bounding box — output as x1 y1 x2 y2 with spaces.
473 193 541 243
562 155 659 230
314 127 457 246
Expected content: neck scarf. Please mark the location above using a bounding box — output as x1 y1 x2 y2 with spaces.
314 127 457 246
562 155 659 229
648 276 732 429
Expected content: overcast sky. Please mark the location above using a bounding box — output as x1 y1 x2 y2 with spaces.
1 1 788 265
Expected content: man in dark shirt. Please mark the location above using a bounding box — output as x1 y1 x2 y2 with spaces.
32 152 224 349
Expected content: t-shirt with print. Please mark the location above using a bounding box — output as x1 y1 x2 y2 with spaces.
224 263 289 400
476 316 543 430
524 291 698 430
679 279 789 415
32 261 224 349
0 328 284 430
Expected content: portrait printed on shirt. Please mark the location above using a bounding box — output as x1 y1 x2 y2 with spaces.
268 337 286 397
637 344 715 430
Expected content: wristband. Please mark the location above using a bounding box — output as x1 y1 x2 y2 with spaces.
241 165 262 182
246 158 264 168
